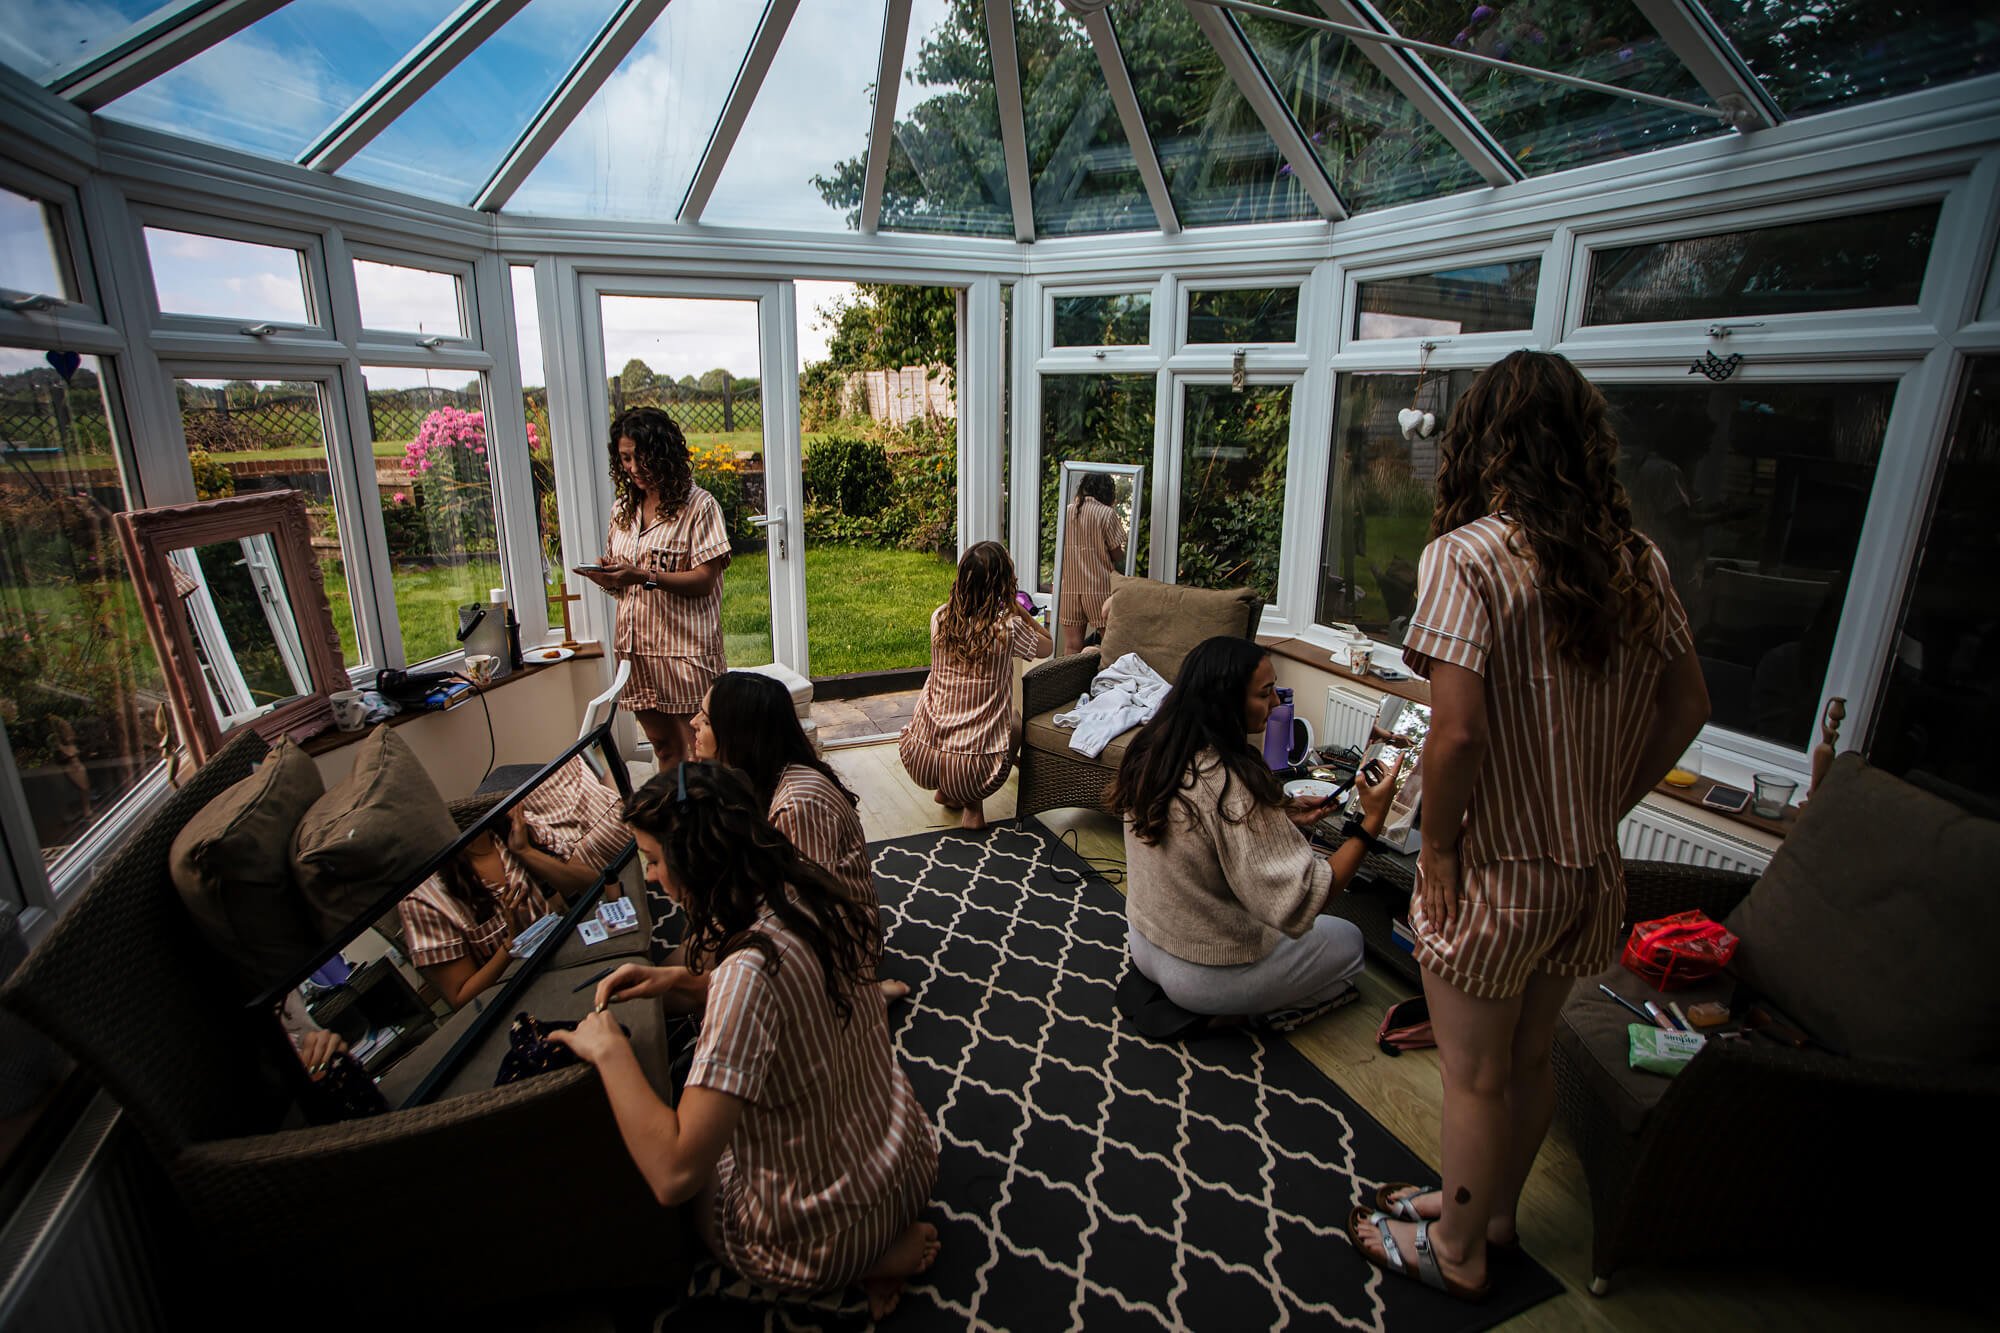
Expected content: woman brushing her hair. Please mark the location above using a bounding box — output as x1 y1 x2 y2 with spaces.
898 541 1051 829
1110 635 1400 1031
1348 350 1708 1302
551 764 940 1319
693 670 909 1001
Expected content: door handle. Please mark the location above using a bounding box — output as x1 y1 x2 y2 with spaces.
749 507 786 558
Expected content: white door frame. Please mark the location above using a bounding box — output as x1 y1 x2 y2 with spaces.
572 274 805 674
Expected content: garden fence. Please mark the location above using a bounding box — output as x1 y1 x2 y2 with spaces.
841 366 956 426
609 384 762 436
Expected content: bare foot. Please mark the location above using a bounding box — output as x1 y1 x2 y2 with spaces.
958 805 986 830
1380 1188 1517 1247
932 791 961 811
861 1221 939 1319
879 978 911 1003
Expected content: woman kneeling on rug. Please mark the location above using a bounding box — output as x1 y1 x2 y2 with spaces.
550 763 939 1318
694 669 910 1002
1109 636 1400 1033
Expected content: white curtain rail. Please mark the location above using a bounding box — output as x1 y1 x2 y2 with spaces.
1183 0 1748 126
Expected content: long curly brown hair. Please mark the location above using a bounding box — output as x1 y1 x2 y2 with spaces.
623 762 878 1023
607 406 693 529
935 540 1019 663
1431 350 1663 670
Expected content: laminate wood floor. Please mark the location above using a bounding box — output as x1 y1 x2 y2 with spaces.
825 741 1978 1333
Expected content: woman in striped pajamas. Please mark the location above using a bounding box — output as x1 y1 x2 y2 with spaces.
551 763 940 1319
1348 351 1709 1301
1058 471 1126 651
898 541 1051 829
694 670 910 1001
579 406 732 768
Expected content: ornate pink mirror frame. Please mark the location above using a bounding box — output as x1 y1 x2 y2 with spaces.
114 490 347 764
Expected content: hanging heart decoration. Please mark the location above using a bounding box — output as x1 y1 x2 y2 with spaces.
45 349 81 383
1397 407 1424 439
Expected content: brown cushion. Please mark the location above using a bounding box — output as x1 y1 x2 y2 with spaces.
1097 575 1259 681
169 740 324 991
1722 753 2000 1064
1023 708 1142 772
292 726 457 939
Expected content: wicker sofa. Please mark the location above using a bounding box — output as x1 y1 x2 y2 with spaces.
0 729 689 1317
1552 754 2000 1295
1017 574 1261 824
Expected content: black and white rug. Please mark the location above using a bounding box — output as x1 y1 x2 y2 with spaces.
665 824 1563 1332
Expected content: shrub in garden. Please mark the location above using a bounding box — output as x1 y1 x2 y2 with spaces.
688 442 762 552
802 434 893 518
403 407 518 561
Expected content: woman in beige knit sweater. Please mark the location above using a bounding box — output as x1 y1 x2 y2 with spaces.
1109 636 1400 1029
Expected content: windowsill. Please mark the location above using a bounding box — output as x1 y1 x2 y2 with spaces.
1260 634 1797 841
299 643 603 757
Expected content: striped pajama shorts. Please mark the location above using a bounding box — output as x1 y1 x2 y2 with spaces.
1409 852 1626 1000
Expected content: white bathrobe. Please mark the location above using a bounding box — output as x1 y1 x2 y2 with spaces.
1053 652 1171 759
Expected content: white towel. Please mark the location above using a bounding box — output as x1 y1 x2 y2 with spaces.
1052 652 1171 759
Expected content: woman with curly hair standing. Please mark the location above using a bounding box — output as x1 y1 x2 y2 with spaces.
580 406 732 767
1348 351 1709 1301
899 541 1050 829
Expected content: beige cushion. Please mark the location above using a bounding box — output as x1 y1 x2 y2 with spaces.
1723 753 2000 1064
742 661 813 720
1023 708 1140 772
1097 575 1259 681
292 726 458 939
170 740 324 991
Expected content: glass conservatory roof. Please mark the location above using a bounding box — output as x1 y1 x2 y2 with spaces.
6 0 1996 238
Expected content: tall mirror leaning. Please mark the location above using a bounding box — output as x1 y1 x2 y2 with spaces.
1052 461 1143 659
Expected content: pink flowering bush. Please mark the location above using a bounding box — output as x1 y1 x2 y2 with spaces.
402 407 538 559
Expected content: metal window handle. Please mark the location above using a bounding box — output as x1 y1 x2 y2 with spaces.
748 507 786 558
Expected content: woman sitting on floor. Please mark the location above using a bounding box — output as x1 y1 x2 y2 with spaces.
552 763 940 1318
1109 635 1400 1032
693 670 910 1001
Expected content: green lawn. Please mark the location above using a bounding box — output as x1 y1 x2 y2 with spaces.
718 543 956 677
323 559 503 666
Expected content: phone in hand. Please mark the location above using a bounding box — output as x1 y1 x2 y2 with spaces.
572 563 609 573
1701 783 1751 814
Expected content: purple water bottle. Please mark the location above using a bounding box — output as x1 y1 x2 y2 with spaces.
1263 687 1296 771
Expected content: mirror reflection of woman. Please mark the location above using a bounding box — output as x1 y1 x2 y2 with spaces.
580 406 731 768
551 764 940 1320
1058 472 1127 651
397 828 559 1009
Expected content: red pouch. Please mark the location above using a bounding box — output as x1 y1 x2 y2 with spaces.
1376 997 1434 1055
1620 911 1739 990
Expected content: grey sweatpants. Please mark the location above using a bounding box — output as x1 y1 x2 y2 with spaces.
1128 917 1365 1017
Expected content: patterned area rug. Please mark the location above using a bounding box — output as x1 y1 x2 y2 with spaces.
662 824 1564 1332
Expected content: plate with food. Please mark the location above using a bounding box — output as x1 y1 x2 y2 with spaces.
523 646 575 665
1282 778 1339 804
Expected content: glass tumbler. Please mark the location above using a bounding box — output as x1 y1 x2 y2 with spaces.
1751 773 1799 818
1665 742 1703 788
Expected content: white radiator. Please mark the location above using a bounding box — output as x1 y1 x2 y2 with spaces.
1617 801 1771 876
1323 686 1379 754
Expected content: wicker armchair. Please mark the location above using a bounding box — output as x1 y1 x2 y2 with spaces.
1016 577 1262 824
1554 859 2000 1294
0 730 687 1317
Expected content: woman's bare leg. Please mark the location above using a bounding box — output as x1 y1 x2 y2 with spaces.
959 799 986 830
635 709 694 769
861 1220 940 1319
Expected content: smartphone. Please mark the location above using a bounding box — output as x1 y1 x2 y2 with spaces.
571 563 608 573
1701 783 1751 814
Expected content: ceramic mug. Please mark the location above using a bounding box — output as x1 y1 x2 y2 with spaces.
1346 638 1375 675
463 653 498 687
329 689 368 732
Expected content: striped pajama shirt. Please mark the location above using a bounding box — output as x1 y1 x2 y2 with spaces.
607 485 731 714
899 607 1046 807
768 763 876 911
1058 495 1127 637
1400 514 1693 999
690 911 938 1294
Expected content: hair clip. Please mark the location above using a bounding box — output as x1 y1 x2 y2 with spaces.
676 760 688 804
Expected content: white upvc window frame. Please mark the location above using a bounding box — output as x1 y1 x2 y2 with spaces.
1336 243 1552 358
1556 176 1958 360
130 202 334 344
1175 271 1309 353
1162 367 1309 617
1039 279 1164 366
0 160 101 322
345 239 482 352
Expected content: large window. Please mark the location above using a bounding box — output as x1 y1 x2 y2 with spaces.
1603 380 1894 750
173 377 363 666
1316 370 1474 642
1355 261 1539 340
1177 383 1291 604
1038 374 1155 589
361 367 504 664
1869 359 2000 814
0 350 164 869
